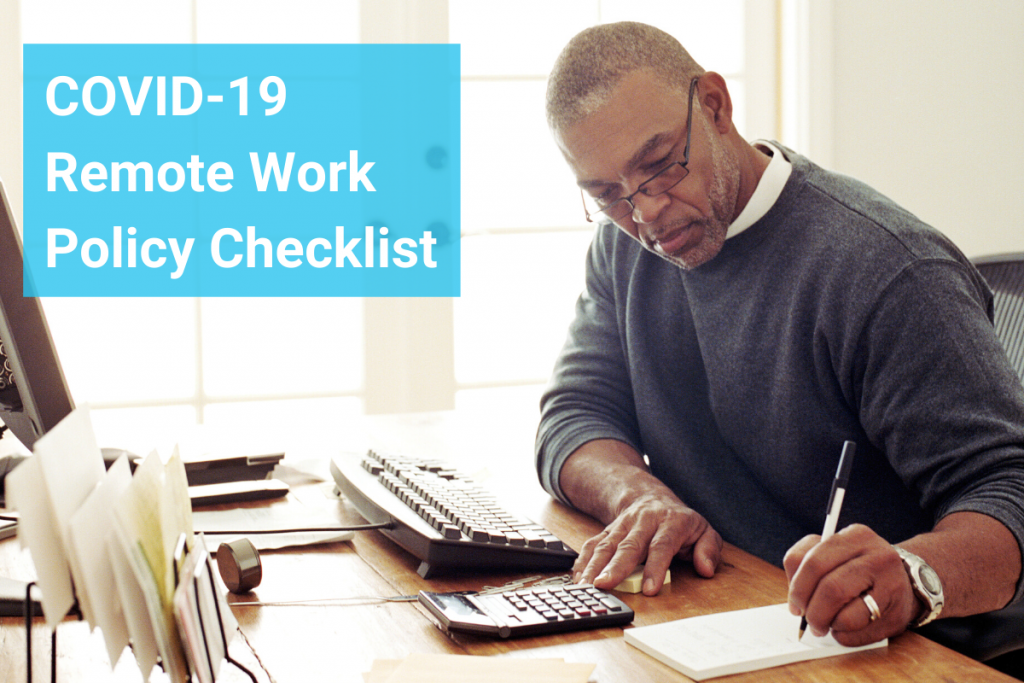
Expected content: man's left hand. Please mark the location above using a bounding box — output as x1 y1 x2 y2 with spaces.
784 524 920 646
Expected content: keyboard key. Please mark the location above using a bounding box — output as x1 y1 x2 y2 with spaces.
519 530 547 548
541 536 564 551
505 533 526 546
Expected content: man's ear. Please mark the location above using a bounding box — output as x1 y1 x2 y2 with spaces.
697 72 734 135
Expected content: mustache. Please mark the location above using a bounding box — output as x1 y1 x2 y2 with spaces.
643 218 705 251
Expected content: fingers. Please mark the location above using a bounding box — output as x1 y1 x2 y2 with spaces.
640 514 722 592
783 534 821 584
683 524 723 579
785 525 918 644
572 524 646 589
827 592 887 646
571 497 721 594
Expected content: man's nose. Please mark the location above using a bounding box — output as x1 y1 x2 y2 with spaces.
631 192 671 224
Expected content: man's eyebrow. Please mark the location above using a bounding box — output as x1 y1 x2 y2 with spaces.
576 132 673 190
626 132 672 172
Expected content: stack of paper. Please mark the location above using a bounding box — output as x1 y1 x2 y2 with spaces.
7 406 235 682
363 653 595 683
624 603 887 680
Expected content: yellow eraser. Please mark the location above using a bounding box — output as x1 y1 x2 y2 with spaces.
613 566 670 593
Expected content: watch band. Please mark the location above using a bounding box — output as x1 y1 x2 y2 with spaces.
894 546 944 627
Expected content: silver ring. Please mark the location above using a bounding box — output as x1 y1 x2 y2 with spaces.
862 593 882 623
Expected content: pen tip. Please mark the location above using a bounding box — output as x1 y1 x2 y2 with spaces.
798 628 805 641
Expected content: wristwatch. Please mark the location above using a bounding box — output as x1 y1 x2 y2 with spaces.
894 546 944 627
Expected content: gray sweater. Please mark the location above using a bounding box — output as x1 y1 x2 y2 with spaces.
536 146 1024 601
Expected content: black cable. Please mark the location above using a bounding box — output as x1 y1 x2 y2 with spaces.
196 521 393 535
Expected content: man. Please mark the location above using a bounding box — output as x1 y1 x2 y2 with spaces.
535 21 1024 647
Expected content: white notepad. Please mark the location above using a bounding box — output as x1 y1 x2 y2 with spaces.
624 603 887 680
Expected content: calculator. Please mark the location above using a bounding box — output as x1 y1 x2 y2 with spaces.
418 583 634 638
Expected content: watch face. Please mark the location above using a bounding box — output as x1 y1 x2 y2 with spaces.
919 566 942 596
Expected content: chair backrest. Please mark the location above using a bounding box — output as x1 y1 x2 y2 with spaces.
921 254 1024 666
973 253 1024 383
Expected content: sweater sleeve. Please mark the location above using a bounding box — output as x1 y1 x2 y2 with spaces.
535 226 644 506
855 258 1024 603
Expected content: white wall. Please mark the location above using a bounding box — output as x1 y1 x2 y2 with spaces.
825 0 1024 258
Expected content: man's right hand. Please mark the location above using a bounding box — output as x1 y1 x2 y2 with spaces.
560 439 723 595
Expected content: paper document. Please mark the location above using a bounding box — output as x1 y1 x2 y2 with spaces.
107 521 161 679
173 538 236 683
624 602 887 680
5 406 106 628
111 449 195 683
66 456 133 666
6 455 74 628
363 653 595 683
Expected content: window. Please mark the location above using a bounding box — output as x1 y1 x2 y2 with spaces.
18 0 364 450
451 0 772 419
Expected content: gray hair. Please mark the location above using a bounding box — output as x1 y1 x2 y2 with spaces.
546 22 704 132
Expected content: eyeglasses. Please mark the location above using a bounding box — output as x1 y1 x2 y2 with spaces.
581 76 700 224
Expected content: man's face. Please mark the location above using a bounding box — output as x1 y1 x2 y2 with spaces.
556 70 740 269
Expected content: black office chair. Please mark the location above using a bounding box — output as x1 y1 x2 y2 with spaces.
975 253 1024 382
918 253 1024 678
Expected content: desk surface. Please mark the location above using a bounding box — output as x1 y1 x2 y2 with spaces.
0 410 1015 683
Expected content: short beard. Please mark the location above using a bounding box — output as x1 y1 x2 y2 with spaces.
660 117 740 270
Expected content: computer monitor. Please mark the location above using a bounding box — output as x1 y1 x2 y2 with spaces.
0 175 75 613
0 176 75 452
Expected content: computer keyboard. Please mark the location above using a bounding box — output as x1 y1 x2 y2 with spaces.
330 450 578 578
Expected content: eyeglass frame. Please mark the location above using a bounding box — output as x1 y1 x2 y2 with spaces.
581 75 701 224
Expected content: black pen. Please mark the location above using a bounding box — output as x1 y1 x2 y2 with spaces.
798 440 856 641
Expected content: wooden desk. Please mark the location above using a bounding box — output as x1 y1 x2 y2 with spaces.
0 411 1016 682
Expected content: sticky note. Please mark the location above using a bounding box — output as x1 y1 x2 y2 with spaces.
614 566 671 593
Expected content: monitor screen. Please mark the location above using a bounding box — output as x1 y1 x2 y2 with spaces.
0 176 75 451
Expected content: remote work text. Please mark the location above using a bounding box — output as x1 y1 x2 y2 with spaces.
47 152 375 193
